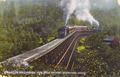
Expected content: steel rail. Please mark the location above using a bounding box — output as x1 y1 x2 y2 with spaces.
65 39 78 69
55 32 80 68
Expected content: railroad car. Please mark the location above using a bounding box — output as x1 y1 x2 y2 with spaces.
68 26 76 33
73 26 90 32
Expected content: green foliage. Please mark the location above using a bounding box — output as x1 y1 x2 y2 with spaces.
0 3 64 61
0 25 40 61
76 32 120 76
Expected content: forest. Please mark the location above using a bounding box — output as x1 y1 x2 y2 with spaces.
0 1 120 77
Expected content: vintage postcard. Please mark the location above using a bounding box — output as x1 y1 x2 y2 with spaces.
0 0 120 77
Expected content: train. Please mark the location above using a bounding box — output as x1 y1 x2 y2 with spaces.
57 25 91 38
57 26 120 47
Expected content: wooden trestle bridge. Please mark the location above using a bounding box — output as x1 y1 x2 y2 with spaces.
0 31 90 70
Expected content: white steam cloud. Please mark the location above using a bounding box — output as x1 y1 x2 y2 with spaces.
60 0 99 27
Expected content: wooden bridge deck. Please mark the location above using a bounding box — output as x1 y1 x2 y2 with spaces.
0 32 76 67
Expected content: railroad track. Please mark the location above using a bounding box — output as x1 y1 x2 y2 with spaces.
0 31 90 70
33 31 88 70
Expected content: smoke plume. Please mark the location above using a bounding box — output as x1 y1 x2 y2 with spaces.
60 0 99 27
